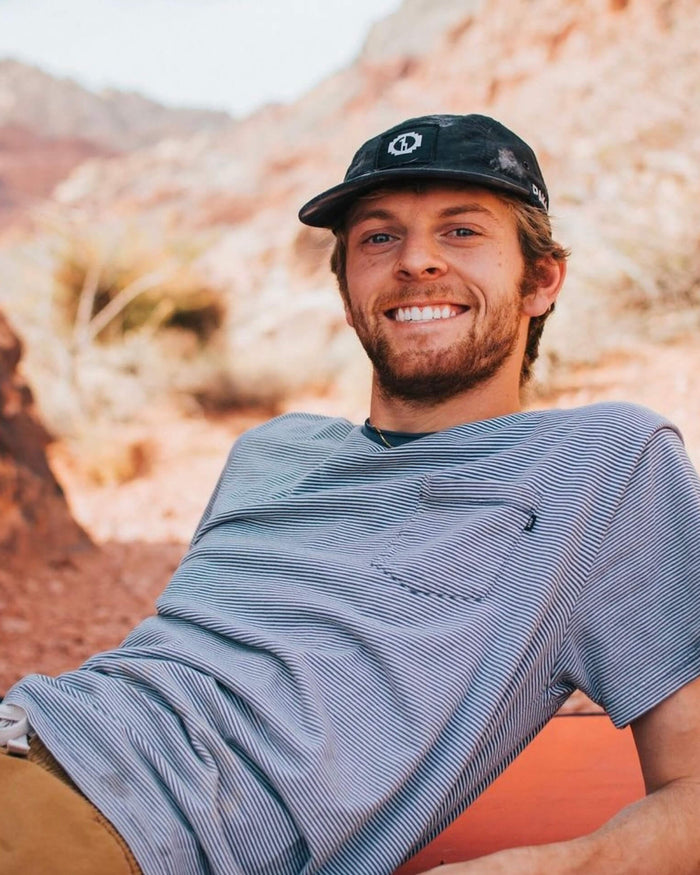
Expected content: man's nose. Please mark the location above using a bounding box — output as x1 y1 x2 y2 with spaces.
393 232 448 281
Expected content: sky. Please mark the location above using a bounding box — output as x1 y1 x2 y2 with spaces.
0 0 404 116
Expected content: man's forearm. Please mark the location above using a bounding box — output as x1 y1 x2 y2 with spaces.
421 778 700 875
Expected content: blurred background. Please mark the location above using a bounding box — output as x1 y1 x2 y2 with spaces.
1 0 698 692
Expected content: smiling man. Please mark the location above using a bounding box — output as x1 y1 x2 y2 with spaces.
1 114 699 875
332 185 561 424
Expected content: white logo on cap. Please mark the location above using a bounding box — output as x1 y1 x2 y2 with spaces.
388 131 423 156
532 183 547 209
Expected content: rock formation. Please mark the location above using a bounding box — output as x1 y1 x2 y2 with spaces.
0 310 90 561
0 59 234 230
0 59 233 150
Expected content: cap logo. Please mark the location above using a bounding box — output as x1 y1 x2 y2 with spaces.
377 123 438 169
387 132 423 156
532 183 548 210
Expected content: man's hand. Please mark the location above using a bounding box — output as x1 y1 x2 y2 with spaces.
420 675 700 874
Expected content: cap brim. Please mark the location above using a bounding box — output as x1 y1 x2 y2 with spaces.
298 167 535 228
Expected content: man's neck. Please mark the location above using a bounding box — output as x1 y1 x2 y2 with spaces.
368 374 522 433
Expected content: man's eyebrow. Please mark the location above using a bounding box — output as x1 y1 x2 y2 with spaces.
347 207 396 226
347 202 498 228
438 203 497 219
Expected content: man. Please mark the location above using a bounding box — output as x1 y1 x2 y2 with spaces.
2 114 699 875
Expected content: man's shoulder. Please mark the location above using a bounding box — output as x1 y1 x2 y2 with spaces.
539 401 678 444
514 402 683 480
239 412 356 445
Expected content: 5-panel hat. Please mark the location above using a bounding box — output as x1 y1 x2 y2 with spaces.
298 114 549 228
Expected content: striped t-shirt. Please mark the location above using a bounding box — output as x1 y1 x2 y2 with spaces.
7 402 700 875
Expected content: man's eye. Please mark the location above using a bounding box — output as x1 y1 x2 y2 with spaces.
450 227 476 237
365 233 393 244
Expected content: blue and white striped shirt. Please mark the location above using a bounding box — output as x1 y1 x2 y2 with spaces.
7 402 700 874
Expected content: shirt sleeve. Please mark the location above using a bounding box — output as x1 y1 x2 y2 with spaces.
188 443 237 546
558 425 700 727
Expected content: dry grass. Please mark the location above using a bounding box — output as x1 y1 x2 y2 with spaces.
0 217 281 455
52 223 225 344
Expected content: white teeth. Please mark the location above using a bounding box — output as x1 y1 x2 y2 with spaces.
394 305 459 322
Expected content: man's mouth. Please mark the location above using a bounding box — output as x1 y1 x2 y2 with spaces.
386 304 469 323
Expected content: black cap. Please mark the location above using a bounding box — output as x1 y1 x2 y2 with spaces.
298 114 549 228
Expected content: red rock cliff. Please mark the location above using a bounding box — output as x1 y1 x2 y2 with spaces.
0 311 90 561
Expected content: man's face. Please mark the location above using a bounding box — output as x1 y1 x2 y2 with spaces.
343 185 533 404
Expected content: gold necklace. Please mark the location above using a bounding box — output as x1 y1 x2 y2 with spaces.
367 420 393 448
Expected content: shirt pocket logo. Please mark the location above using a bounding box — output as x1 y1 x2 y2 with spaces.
371 477 539 602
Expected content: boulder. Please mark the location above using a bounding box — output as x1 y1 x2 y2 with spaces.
0 310 90 560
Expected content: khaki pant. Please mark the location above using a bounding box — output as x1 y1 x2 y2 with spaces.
0 739 141 874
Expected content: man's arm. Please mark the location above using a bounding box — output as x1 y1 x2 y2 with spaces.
420 675 700 875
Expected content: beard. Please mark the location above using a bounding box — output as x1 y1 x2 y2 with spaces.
349 272 533 406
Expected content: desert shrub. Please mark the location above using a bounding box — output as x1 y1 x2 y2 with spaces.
53 229 225 345
0 217 273 450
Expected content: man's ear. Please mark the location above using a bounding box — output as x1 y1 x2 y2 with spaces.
344 301 355 328
521 257 567 317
